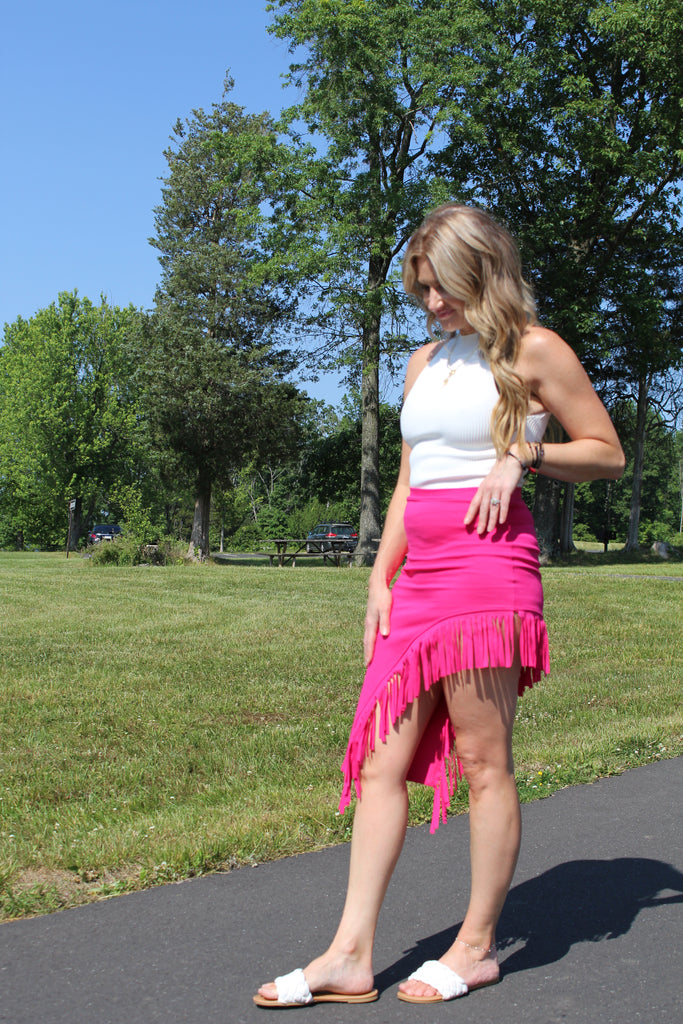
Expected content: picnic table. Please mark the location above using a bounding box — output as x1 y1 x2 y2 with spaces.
268 538 354 567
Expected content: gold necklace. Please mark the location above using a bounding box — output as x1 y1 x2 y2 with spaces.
442 338 479 386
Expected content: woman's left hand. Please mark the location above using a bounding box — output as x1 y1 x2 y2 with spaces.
464 454 524 535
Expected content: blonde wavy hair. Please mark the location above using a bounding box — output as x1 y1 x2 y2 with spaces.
403 204 537 459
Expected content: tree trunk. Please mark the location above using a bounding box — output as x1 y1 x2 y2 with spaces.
559 481 575 554
188 467 212 561
533 475 562 563
355 298 382 567
603 479 613 552
356 234 387 569
624 374 649 552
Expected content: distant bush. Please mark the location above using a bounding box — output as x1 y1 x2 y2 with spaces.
228 524 265 552
89 539 128 565
640 520 680 547
572 522 598 543
89 536 188 566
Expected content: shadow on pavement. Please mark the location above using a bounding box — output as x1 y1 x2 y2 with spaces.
375 856 683 992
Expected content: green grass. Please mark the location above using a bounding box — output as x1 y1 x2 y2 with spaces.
1 550 681 920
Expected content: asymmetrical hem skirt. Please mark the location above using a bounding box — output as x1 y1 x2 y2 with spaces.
339 487 550 832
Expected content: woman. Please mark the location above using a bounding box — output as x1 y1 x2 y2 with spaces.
255 204 624 1008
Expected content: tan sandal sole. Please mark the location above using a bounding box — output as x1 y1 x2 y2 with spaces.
254 989 379 1008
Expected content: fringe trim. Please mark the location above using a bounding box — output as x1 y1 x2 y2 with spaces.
339 610 549 833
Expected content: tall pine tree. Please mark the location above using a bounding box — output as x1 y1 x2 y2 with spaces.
146 77 306 559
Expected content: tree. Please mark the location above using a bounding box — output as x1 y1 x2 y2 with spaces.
600 232 683 549
0 293 144 549
266 1 683 561
430 0 683 555
145 78 307 559
574 404 680 545
266 0 485 562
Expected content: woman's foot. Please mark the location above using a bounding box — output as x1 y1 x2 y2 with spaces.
256 949 375 1005
398 937 499 1002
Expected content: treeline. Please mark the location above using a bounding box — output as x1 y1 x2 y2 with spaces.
0 297 399 553
0 289 679 554
2 0 683 558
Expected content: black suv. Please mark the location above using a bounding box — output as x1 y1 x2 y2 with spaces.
306 523 358 553
88 524 122 543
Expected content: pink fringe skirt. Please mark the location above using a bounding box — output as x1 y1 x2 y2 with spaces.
339 487 549 832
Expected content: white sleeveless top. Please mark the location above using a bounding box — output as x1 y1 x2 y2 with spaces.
400 332 550 489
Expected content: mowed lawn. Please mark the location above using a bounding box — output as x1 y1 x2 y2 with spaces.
1 551 681 919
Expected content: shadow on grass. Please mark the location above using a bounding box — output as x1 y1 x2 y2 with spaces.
215 548 682 570
375 857 683 990
210 553 349 569
211 553 274 567
546 547 682 568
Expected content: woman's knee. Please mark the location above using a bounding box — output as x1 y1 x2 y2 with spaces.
361 685 442 791
358 742 408 792
456 743 515 794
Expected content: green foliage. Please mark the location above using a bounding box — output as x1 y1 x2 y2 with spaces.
0 293 147 550
434 0 683 355
572 521 598 544
142 77 309 557
639 521 681 547
88 539 131 566
107 484 155 544
264 0 486 550
88 535 188 567
219 399 402 549
285 498 330 541
574 408 680 544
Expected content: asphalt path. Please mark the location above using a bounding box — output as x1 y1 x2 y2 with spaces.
1 757 681 1024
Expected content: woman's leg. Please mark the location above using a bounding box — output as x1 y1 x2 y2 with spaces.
257 681 442 1001
399 655 521 998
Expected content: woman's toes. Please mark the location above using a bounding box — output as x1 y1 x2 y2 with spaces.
257 982 278 1001
399 980 438 999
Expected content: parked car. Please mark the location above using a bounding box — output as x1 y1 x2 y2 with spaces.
88 524 122 543
306 523 358 553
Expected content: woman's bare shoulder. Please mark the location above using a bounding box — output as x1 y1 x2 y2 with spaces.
519 324 568 355
404 341 441 395
517 325 581 382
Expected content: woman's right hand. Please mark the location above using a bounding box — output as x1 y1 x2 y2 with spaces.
363 575 393 666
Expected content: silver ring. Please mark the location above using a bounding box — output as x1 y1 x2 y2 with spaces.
490 498 501 506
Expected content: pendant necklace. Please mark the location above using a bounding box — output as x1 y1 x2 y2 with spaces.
443 334 480 386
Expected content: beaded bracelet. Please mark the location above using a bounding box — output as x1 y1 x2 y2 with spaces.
529 442 545 472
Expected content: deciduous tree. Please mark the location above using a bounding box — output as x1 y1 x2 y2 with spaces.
0 293 144 549
266 0 481 562
433 0 683 555
266 1 683 561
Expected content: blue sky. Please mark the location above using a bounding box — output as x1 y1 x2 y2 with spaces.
0 1 409 406
1 2 296 321
1 1 376 404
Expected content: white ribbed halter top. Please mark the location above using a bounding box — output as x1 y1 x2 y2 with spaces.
400 332 549 489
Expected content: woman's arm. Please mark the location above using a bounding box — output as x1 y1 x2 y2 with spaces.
511 326 626 482
363 442 410 666
363 344 434 665
466 327 625 534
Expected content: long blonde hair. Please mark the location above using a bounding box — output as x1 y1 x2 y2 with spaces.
403 204 537 459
